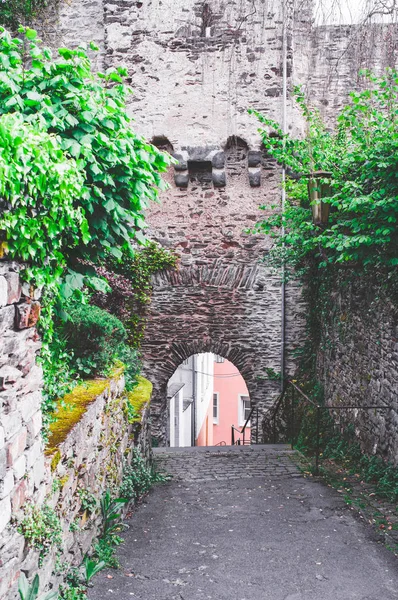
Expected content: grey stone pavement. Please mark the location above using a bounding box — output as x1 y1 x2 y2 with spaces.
88 445 398 600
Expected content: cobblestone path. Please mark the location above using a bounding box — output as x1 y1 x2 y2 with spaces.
153 444 299 482
89 445 398 600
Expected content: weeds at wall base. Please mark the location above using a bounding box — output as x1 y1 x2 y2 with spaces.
292 450 398 557
58 451 169 599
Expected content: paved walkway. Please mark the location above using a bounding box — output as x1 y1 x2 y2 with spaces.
88 445 398 600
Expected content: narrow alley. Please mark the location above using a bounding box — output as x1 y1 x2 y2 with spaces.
88 446 398 600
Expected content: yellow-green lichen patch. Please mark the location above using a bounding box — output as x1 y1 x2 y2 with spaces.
50 450 61 472
127 376 153 423
46 379 110 456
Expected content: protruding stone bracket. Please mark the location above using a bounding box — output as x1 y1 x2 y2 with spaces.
173 146 226 189
248 150 262 187
172 145 264 188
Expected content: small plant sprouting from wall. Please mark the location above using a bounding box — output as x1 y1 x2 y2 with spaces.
119 449 155 501
77 489 98 514
17 504 63 565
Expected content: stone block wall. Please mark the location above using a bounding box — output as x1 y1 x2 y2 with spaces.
317 273 398 465
0 260 44 597
1 367 152 600
0 259 153 599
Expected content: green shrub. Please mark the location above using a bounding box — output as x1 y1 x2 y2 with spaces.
63 304 127 377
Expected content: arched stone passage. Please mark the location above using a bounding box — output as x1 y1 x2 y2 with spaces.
141 261 286 443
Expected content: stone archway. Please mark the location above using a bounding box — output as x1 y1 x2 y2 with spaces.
141 260 286 443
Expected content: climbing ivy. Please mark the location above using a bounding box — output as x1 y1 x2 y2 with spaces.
250 69 398 270
92 242 178 348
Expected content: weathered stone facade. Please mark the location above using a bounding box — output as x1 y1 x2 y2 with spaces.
0 260 44 597
317 273 398 465
36 0 398 443
0 260 153 599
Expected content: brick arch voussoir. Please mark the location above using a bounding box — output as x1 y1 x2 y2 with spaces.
151 262 262 292
142 336 276 442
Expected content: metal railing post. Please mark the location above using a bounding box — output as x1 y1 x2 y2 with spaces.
231 426 235 446
291 388 295 450
315 405 321 475
256 408 259 444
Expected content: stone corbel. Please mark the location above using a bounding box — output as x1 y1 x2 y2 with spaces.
173 152 189 188
248 150 262 187
211 151 226 188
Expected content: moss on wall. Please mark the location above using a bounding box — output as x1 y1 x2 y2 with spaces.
127 376 152 423
46 366 124 455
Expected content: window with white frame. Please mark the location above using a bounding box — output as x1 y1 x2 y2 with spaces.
213 392 219 424
239 395 251 426
215 355 225 363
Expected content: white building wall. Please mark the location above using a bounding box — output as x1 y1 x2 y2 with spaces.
194 353 214 440
168 353 215 446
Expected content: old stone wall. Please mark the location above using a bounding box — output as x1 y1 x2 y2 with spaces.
35 0 397 444
0 260 44 597
0 365 152 600
0 260 153 599
317 274 398 465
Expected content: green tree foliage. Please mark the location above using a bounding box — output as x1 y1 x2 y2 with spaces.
250 69 398 270
0 113 87 284
0 26 171 289
0 26 172 429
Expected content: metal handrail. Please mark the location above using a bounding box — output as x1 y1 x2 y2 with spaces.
231 405 256 445
263 379 391 475
268 386 288 429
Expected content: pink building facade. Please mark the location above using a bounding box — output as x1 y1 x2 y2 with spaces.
168 354 250 447
212 358 251 446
